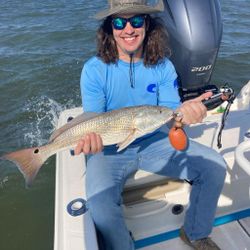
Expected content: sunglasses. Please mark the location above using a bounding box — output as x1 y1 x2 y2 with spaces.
112 15 146 30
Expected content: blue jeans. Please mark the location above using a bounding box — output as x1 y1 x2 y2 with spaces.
86 130 227 250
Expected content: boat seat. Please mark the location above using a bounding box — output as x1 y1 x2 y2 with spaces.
123 169 184 205
124 169 172 190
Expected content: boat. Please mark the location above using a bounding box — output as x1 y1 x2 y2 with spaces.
54 1 250 249
54 81 250 250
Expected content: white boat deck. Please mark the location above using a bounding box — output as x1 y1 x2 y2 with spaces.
142 220 250 249
54 81 250 250
54 143 250 250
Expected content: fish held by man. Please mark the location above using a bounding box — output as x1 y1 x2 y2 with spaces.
0 105 174 187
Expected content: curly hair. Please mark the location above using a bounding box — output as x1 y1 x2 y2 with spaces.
96 15 171 66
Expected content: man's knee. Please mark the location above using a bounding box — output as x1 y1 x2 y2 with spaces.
203 156 227 188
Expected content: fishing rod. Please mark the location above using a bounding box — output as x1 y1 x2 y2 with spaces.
170 85 235 150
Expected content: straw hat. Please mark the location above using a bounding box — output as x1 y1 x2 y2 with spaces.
95 0 164 20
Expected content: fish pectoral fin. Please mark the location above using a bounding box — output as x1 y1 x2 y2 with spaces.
117 129 141 152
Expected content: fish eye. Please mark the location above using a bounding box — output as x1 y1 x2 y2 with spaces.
34 148 39 154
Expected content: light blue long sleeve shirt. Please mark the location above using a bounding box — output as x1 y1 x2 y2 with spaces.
80 56 180 113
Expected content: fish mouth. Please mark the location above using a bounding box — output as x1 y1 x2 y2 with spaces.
173 111 183 120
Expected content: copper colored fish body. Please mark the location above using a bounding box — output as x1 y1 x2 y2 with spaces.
1 105 174 186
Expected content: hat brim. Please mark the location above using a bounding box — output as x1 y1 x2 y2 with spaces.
94 5 164 20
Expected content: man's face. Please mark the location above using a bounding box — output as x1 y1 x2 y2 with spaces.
112 14 146 61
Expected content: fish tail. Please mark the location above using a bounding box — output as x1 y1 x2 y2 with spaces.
1 147 47 187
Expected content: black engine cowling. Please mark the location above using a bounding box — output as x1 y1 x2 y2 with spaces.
161 0 223 101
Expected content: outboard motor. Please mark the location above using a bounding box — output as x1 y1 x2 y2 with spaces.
161 0 236 148
161 0 223 101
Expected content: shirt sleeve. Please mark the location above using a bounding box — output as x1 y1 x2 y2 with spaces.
80 60 106 113
158 60 181 110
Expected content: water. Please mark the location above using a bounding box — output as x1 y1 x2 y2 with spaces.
0 0 249 249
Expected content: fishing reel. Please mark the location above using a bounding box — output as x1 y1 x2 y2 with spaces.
202 84 236 148
170 84 236 151
204 84 236 148
202 85 235 110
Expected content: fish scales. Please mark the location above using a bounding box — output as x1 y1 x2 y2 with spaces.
1 105 174 186
55 110 134 146
41 109 136 156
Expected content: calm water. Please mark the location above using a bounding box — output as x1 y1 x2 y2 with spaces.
0 0 249 249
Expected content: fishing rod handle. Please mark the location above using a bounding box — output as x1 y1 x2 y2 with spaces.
202 93 224 110
202 86 235 110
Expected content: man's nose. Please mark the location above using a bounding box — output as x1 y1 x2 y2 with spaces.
123 22 135 34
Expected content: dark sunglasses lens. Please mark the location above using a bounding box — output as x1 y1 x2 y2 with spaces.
130 16 145 28
112 17 126 30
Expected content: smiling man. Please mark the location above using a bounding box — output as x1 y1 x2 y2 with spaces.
112 14 146 61
75 1 226 250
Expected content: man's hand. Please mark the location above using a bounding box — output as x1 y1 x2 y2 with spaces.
175 92 213 127
74 132 103 155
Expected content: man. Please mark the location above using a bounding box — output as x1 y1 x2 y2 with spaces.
75 1 227 249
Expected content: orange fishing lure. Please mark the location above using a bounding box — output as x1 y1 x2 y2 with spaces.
169 127 188 151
